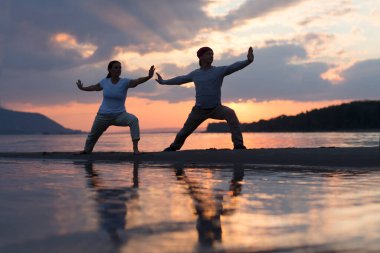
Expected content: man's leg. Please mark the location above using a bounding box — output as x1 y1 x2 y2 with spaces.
83 114 111 153
166 107 206 151
210 105 246 149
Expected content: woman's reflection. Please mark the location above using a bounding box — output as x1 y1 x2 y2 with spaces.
82 161 139 246
174 164 244 249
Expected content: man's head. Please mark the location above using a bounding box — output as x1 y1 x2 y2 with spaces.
197 47 214 67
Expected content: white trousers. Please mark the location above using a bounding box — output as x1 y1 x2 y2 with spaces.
84 112 140 153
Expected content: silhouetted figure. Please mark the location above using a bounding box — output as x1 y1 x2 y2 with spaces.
156 47 254 151
77 61 155 154
82 161 139 246
174 164 245 249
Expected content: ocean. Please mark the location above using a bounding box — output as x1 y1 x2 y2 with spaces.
0 131 378 152
1 132 380 252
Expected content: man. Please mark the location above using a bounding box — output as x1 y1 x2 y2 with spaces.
156 46 254 151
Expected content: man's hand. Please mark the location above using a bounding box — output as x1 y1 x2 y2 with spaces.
247 46 254 63
155 73 164 84
148 65 155 78
76 79 84 90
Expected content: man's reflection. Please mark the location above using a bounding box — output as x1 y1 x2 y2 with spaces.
82 161 139 246
174 163 244 249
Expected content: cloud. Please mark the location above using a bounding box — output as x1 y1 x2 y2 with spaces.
220 45 332 102
334 59 380 100
0 0 310 72
1 42 379 106
218 0 308 27
1 1 379 108
0 0 206 72
152 44 330 103
138 44 380 103
297 0 354 26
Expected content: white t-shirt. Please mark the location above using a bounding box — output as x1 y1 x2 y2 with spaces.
98 77 131 115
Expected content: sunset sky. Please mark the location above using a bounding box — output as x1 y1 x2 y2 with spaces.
1 0 379 132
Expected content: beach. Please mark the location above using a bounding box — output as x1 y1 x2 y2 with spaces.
1 147 379 167
2 146 380 252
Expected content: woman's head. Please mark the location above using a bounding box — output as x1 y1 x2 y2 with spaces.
106 60 122 78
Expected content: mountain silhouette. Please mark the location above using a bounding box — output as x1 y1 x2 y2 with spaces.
0 108 83 134
207 100 380 132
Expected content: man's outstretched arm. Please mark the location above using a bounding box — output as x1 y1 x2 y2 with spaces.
155 72 192 85
224 47 254 76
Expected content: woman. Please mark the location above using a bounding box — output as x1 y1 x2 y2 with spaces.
76 60 155 154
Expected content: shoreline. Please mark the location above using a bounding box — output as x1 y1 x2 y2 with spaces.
0 147 379 167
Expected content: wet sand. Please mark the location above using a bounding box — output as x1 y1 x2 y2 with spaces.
0 147 379 167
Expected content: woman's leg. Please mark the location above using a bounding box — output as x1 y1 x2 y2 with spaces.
83 114 112 153
114 112 140 154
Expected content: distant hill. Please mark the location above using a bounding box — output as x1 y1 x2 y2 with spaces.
207 100 380 132
0 108 83 135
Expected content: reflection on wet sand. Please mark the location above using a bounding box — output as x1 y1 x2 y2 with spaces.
83 161 139 248
174 163 244 250
1 159 380 252
81 161 245 251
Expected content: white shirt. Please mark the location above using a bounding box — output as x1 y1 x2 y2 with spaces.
98 77 131 115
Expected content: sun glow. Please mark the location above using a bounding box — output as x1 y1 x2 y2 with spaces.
5 99 349 132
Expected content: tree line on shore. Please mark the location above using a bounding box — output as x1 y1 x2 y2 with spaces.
207 100 380 132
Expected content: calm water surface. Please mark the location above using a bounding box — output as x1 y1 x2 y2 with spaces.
1 159 380 252
0 132 378 152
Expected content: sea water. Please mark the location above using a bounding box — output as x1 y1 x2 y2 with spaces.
1 132 380 252
0 132 378 152
1 159 380 252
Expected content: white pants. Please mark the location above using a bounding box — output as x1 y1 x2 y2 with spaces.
84 112 140 153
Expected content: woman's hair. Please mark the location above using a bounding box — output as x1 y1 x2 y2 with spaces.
106 60 121 78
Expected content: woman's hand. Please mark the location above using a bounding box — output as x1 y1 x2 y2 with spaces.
247 47 254 63
148 65 155 78
76 81 102 91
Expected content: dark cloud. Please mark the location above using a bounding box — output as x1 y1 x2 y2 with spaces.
138 44 380 103
222 46 380 102
0 62 158 105
1 1 378 107
0 0 206 72
0 0 310 73
221 45 331 101
332 59 380 100
1 43 379 106
143 44 331 102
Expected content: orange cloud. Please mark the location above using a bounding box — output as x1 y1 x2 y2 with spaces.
51 33 97 58
321 61 356 84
